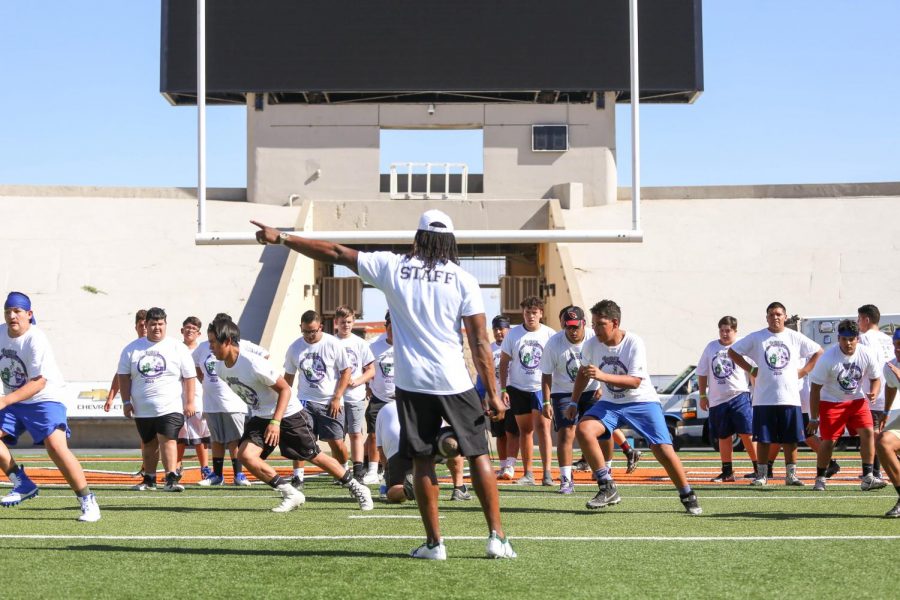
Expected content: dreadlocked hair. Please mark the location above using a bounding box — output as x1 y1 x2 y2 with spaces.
406 229 459 270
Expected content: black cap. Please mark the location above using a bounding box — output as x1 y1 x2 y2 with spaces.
563 306 585 326
491 315 510 329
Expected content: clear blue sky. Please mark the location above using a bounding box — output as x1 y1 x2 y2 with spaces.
1 1 897 188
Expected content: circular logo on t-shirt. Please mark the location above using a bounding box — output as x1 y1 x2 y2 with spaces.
565 352 583 382
837 362 863 393
763 341 791 371
299 353 327 383
378 356 394 378
518 340 543 370
712 351 735 381
0 350 27 390
226 379 259 408
600 357 629 393
345 348 359 372
137 352 167 380
204 353 219 381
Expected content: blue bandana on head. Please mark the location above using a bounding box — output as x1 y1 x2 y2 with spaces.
894 329 900 342
4 292 36 324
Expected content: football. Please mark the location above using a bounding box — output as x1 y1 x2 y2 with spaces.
436 427 460 458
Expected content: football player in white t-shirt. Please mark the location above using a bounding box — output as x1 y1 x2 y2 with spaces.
333 305 375 483
252 209 514 560
875 330 900 517
499 296 556 486
363 311 395 485
0 292 101 521
104 309 147 412
572 299 701 516
858 304 895 479
175 315 212 482
729 302 822 486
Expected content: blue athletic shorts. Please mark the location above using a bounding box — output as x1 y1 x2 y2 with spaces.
551 391 597 431
708 392 753 439
508 386 543 416
0 401 70 446
752 405 804 444
582 400 672 446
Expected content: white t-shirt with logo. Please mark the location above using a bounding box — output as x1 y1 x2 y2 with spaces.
368 335 395 401
884 358 900 390
696 340 751 407
541 330 600 395
0 325 65 405
501 324 556 392
582 331 658 404
117 337 196 418
730 328 821 407
859 329 894 411
356 251 483 395
375 400 401 460
810 345 879 403
192 340 267 414
337 334 375 403
216 351 302 420
491 342 503 393
283 333 350 405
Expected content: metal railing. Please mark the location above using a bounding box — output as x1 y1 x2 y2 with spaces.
389 162 468 200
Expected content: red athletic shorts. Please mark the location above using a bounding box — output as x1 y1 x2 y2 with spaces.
819 399 873 441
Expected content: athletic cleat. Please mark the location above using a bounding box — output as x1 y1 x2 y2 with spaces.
557 477 575 495
234 473 251 487
541 473 554 487
860 474 887 492
410 540 447 560
198 473 225 487
586 481 620 510
573 458 591 472
163 474 185 493
1 468 39 507
750 476 768 487
346 479 374 511
885 500 900 518
785 474 805 487
272 483 305 512
680 492 702 516
625 449 642 474
497 465 515 480
200 465 213 480
131 480 157 491
362 471 381 486
813 477 827 492
824 460 841 479
742 472 757 479
450 486 472 501
710 472 736 483
403 473 415 500
289 475 304 491
516 472 535 486
486 531 517 559
77 493 101 522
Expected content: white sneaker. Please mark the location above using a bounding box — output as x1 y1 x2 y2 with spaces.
861 474 887 491
784 473 805 487
497 465 515 480
272 484 305 513
813 477 826 492
750 476 768 487
346 479 374 511
77 493 101 522
410 539 447 560
486 531 517 559
361 471 381 486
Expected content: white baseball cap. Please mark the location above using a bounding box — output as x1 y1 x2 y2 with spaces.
418 209 454 233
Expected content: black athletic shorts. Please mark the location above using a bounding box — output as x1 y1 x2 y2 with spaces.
395 387 489 458
242 410 320 462
489 407 520 438
508 386 542 416
385 452 413 488
135 413 185 444
365 396 391 434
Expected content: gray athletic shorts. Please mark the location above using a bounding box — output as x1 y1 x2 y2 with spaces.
344 400 366 434
205 412 246 444
306 401 346 441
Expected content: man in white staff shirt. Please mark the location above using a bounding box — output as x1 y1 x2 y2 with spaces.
807 320 883 492
697 315 758 482
211 319 372 512
118 307 196 492
253 209 514 560
333 305 375 483
857 304 895 480
500 296 555 486
363 311 395 486
729 301 823 487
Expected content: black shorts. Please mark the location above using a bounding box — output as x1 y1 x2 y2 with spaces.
241 410 320 462
385 452 413 487
508 386 541 416
395 387 489 458
135 413 185 444
365 397 390 434
489 408 520 438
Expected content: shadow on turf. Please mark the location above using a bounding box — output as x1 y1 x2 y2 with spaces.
20 544 406 559
709 511 874 520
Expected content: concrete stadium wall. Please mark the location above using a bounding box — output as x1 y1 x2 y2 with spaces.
561 191 900 375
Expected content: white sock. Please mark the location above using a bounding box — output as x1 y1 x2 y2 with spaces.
560 465 572 480
505 458 516 469
367 462 379 475
293 467 304 480
786 463 796 477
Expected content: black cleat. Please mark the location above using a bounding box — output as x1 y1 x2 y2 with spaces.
586 481 621 510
